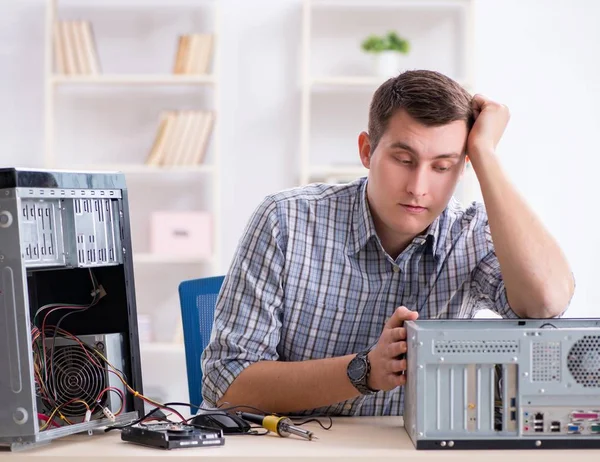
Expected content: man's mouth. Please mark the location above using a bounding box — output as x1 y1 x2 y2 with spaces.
400 204 427 214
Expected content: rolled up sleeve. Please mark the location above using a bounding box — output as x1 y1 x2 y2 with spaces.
470 224 520 319
201 196 286 406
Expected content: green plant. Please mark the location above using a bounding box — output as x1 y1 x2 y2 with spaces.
361 31 410 54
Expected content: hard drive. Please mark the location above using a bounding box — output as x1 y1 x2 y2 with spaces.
121 423 225 450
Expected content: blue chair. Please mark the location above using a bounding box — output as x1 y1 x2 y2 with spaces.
178 275 225 413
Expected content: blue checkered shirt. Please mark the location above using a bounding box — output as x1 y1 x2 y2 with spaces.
201 177 518 415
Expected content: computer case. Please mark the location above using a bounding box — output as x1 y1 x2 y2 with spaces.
0 168 144 451
404 318 600 449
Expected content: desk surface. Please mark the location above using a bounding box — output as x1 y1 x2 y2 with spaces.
1 417 599 461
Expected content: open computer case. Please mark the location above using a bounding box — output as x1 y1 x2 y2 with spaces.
0 168 144 451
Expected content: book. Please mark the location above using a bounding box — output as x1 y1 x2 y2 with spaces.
144 110 215 166
173 33 214 75
53 20 100 75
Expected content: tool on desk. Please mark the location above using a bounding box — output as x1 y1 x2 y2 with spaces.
238 412 317 441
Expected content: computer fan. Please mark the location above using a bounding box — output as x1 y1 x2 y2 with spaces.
41 333 126 419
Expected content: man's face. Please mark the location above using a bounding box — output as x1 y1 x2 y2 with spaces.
359 109 468 255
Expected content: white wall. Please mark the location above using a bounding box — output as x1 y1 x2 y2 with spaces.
2 0 599 319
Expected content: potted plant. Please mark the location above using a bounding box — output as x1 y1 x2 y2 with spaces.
361 31 410 78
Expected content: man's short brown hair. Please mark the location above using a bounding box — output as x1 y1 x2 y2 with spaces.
368 69 474 152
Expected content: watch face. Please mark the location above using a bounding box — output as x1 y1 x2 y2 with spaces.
348 356 366 381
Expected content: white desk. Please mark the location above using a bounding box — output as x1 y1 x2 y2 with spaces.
1 417 599 461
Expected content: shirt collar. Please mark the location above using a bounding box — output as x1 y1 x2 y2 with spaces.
348 177 442 258
348 178 378 255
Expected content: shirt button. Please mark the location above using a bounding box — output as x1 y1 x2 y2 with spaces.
392 265 400 273
344 403 352 410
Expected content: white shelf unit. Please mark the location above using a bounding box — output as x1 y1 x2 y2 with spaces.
300 0 481 204
44 0 221 367
51 74 217 85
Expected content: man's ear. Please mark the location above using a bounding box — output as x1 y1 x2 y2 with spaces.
358 131 371 169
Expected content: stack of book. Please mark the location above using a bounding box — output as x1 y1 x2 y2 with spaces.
53 20 100 75
173 33 214 75
145 110 215 166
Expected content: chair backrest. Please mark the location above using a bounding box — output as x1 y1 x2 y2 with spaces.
178 275 225 413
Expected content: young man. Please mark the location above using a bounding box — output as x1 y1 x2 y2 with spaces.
201 70 574 416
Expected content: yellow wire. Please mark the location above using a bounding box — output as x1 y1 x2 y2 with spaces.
41 400 89 431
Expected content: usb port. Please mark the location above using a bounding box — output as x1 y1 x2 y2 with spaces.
510 410 516 421
534 426 544 432
550 421 560 432
510 398 516 407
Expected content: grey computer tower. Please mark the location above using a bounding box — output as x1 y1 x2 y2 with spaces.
0 168 144 451
404 318 600 449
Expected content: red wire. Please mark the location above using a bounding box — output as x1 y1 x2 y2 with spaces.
37 413 60 428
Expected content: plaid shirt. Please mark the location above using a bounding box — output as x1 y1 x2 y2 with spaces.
201 177 518 415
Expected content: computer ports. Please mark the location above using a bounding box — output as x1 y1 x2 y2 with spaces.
568 423 582 434
571 411 599 421
590 423 600 433
550 421 561 432
534 412 544 421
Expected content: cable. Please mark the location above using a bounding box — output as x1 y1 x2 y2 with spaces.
47 269 101 398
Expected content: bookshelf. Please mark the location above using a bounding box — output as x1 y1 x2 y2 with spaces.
44 0 220 404
300 0 482 204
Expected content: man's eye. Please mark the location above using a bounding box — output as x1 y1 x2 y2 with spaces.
434 165 451 172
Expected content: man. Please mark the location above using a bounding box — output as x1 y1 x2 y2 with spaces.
202 70 574 416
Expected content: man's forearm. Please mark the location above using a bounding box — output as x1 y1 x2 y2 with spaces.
217 355 360 414
470 151 574 318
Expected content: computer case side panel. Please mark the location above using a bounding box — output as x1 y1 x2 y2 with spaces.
118 188 144 416
0 191 38 440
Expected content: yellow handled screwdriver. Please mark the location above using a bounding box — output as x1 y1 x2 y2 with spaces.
238 412 317 441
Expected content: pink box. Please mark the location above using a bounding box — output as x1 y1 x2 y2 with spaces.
150 211 212 258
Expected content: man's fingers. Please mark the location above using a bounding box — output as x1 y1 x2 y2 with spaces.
387 340 407 358
388 328 407 343
388 359 407 374
384 306 419 329
390 374 407 388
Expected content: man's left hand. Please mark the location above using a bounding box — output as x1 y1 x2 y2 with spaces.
467 94 510 161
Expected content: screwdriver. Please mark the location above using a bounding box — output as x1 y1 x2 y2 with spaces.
238 412 317 441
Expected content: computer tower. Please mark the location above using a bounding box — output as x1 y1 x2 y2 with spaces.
403 318 600 449
0 168 144 451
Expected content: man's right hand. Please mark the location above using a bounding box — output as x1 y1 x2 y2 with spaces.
367 306 419 392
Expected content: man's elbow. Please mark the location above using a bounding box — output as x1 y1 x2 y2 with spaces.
511 275 575 318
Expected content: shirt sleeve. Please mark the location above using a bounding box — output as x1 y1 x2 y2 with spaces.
470 219 572 319
201 196 286 406
470 223 520 319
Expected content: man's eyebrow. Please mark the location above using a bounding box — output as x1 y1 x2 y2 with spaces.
389 141 461 159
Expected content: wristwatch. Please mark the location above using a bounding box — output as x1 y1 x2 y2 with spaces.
347 349 379 395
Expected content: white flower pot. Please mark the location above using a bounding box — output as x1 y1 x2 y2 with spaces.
375 51 405 78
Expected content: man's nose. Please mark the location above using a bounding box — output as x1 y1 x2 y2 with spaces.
406 167 428 197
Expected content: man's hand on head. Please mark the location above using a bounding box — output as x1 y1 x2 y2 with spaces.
467 94 510 163
367 306 419 392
